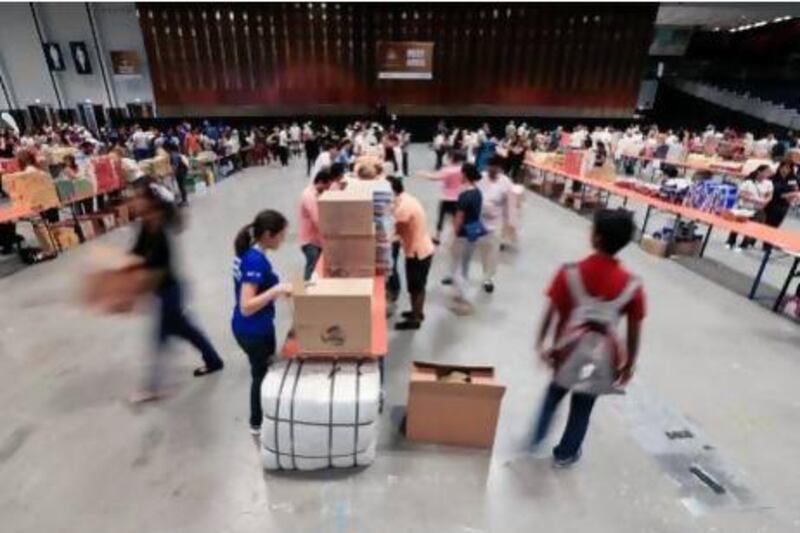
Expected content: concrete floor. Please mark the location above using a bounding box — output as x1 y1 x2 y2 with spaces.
1 145 799 533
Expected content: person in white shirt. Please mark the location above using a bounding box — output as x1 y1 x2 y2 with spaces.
278 126 289 166
726 164 774 251
433 131 446 170
476 155 514 293
289 122 302 156
310 142 338 180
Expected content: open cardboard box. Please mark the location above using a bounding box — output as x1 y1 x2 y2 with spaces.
292 277 374 355
406 361 506 449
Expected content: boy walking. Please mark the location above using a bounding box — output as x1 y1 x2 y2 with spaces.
532 209 646 467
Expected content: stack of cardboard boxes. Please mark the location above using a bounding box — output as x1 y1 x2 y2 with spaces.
261 186 384 471
317 187 376 278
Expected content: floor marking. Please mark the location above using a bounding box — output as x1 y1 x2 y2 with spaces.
610 381 764 517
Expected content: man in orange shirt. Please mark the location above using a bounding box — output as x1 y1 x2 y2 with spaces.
389 177 435 330
298 169 334 280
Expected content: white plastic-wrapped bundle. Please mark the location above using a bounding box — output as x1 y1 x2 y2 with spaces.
261 359 380 471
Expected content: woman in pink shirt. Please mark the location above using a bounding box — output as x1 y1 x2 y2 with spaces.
298 169 334 280
416 149 466 244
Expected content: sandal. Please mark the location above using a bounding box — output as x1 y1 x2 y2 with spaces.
193 363 224 377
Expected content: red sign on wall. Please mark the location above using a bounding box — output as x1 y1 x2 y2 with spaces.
376 42 434 80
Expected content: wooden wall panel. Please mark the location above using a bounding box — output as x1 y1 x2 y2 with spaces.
137 2 657 115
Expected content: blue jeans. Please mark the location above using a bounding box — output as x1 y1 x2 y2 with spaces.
532 382 597 460
147 283 223 391
301 243 322 281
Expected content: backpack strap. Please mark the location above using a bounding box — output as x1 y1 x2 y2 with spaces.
564 263 591 306
609 275 642 312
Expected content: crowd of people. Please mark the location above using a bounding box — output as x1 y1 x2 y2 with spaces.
2 115 800 463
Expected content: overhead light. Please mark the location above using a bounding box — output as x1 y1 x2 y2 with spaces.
35 98 41 104
713 26 720 31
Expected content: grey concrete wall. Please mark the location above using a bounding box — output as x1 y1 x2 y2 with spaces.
0 2 153 110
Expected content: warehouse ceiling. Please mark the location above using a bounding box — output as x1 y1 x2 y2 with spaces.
657 2 800 29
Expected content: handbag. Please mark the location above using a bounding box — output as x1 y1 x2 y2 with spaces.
464 220 488 242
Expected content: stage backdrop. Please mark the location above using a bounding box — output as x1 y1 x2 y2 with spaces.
136 3 658 117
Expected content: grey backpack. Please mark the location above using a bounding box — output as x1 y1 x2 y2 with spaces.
552 264 640 396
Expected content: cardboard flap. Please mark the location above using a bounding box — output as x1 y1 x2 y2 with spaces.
410 380 506 399
412 360 496 375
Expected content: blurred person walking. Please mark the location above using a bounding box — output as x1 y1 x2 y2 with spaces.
129 178 224 403
532 209 646 467
416 149 466 245
477 155 513 294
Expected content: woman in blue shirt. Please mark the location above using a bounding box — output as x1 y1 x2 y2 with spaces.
232 210 292 435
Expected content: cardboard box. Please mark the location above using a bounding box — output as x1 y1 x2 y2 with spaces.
406 361 506 449
543 180 565 199
78 219 96 240
640 235 701 258
318 188 374 236
53 226 79 250
112 204 130 225
33 223 57 254
293 278 373 354
673 239 702 257
323 233 376 278
640 235 668 258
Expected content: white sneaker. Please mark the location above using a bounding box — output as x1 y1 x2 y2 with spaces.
734 246 744 253
250 425 261 436
725 244 734 251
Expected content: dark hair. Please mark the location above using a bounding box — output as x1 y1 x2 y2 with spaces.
593 209 635 256
448 149 466 163
234 210 288 256
776 159 795 177
132 176 180 228
313 168 334 185
329 162 346 180
747 164 771 181
461 162 481 183
388 176 404 195
488 154 505 168
583 138 593 149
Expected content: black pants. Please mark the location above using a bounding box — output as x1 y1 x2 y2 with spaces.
402 151 409 176
532 382 597 460
435 149 445 170
727 211 765 248
175 172 188 204
763 208 789 251
279 146 289 166
387 241 402 301
147 283 223 391
306 153 318 177
406 254 433 295
436 200 458 234
234 333 276 428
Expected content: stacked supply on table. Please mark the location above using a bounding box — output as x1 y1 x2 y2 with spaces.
341 179 395 274
267 181 390 472
261 359 380 470
318 186 376 278
1 169 60 211
640 219 703 258
683 180 738 213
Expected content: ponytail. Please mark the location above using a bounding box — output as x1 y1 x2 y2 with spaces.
234 224 254 257
234 210 288 256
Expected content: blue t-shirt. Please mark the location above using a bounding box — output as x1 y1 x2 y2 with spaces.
231 247 279 339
